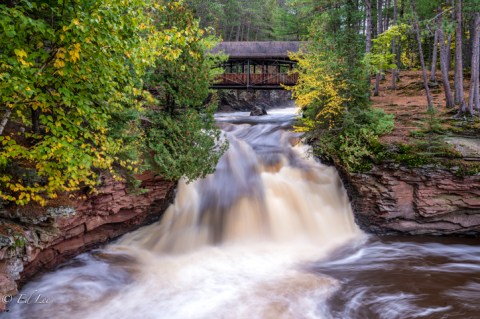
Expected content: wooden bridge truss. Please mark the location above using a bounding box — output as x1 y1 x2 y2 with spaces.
210 42 303 90
212 58 298 90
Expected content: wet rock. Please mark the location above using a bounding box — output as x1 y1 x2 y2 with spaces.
250 106 268 116
217 90 293 112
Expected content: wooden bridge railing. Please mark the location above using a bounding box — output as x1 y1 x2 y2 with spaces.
214 73 298 89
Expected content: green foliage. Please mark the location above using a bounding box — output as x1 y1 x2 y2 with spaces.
423 108 444 133
144 4 225 112
273 1 309 40
0 0 226 206
288 0 386 172
186 0 278 41
312 108 394 172
288 4 370 129
0 0 156 205
364 24 409 74
145 105 227 182
387 136 463 168
143 1 227 181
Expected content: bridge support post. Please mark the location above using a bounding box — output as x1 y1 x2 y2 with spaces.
247 59 250 88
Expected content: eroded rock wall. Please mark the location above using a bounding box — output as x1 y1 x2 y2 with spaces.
338 163 480 236
217 90 293 112
0 173 176 310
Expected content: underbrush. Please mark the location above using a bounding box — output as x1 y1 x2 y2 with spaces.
304 107 394 172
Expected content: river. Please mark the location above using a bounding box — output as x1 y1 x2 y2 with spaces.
4 107 480 319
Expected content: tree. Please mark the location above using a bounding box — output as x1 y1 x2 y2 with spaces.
411 0 434 110
0 0 226 206
0 0 157 205
467 12 480 113
143 2 227 181
374 0 384 96
454 0 466 111
391 0 398 90
437 7 455 108
186 0 280 41
273 2 309 40
288 0 369 128
364 24 408 85
430 28 439 82
365 0 373 53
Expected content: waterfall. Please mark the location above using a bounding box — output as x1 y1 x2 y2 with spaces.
5 108 365 319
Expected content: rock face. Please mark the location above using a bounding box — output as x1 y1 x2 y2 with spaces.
217 89 293 112
337 163 480 236
0 173 176 310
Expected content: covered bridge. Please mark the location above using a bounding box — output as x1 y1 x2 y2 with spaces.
211 41 305 90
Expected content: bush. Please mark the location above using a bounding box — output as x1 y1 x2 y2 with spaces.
310 107 394 172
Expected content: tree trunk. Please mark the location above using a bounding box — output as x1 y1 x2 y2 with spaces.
239 21 244 41
362 3 366 36
31 108 40 134
374 0 383 96
468 13 480 113
430 28 439 82
391 0 398 90
365 0 372 53
235 22 241 41
438 18 455 108
228 24 235 41
0 109 11 136
465 17 474 69
377 0 383 35
411 0 433 110
447 34 453 72
454 0 465 111
374 73 381 96
384 0 390 31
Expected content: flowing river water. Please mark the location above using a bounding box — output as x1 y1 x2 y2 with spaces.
4 107 480 319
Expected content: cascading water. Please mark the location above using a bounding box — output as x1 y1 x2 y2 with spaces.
4 107 480 319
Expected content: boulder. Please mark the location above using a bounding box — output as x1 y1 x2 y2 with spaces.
250 106 268 116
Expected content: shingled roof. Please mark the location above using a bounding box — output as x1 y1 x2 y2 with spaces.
211 41 306 59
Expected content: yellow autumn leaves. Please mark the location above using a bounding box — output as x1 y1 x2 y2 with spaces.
14 48 32 67
288 52 347 129
53 44 81 73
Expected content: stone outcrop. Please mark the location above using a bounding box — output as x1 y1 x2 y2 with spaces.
217 90 293 112
0 173 176 310
250 106 268 116
337 163 480 236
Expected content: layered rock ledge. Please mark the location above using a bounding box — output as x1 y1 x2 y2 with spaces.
0 173 176 310
337 163 480 236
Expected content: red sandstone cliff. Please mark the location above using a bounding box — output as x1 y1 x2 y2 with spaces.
0 173 176 311
338 164 480 236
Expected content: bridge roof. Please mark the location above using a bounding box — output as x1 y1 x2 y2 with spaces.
211 41 305 59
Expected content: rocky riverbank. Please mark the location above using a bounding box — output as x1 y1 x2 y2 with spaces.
337 163 480 236
217 89 293 112
340 71 480 236
0 173 176 310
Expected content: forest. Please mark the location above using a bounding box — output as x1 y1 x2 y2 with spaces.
0 0 479 206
